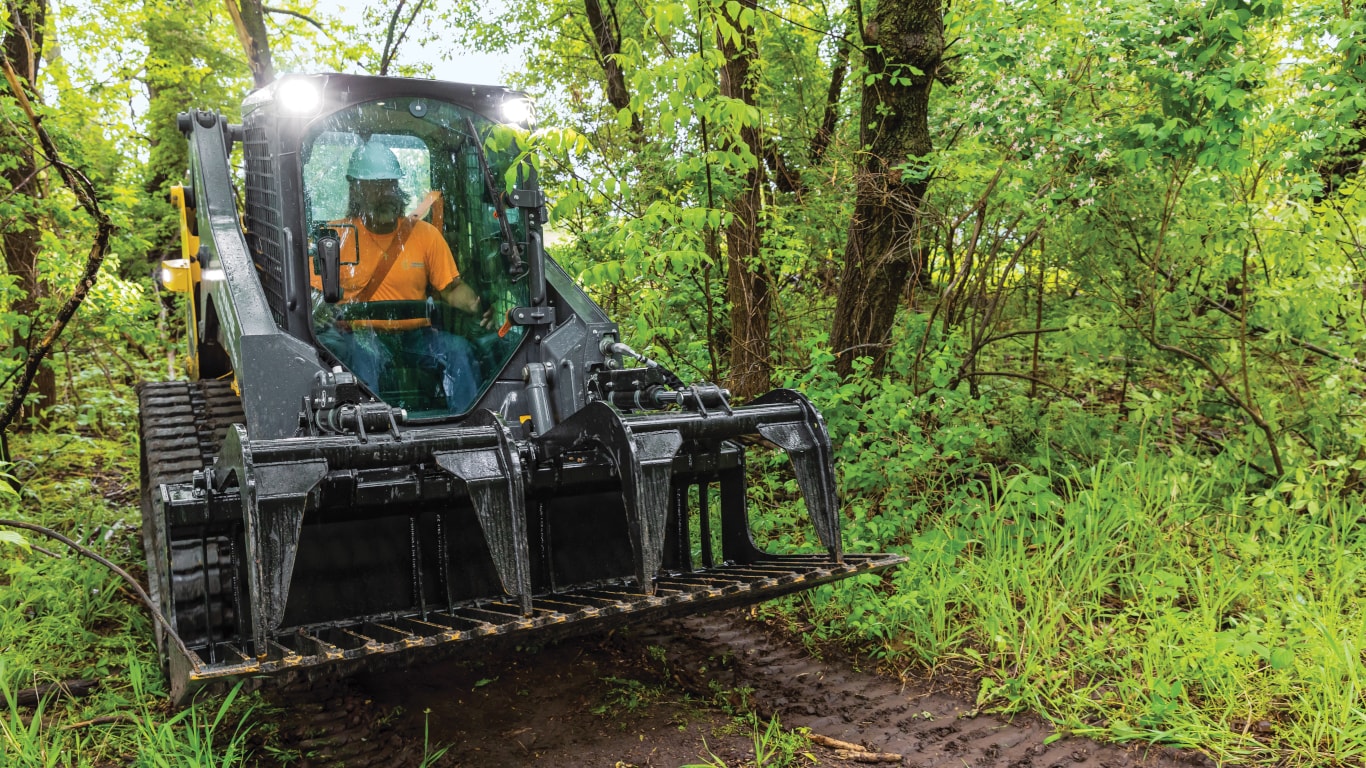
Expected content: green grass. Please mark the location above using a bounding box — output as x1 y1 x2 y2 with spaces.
684 713 813 768
796 447 1366 765
0 430 255 767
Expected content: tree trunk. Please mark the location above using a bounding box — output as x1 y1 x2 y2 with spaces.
2 0 55 417
584 0 641 137
225 0 273 88
718 0 771 399
829 0 943 378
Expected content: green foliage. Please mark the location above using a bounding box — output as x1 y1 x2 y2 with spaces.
0 432 259 766
592 676 671 716
792 443 1366 764
1 671 97 767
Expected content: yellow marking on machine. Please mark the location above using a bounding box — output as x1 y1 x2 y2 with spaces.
169 185 200 260
159 258 199 294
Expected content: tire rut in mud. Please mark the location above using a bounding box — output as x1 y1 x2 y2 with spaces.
637 612 1215 768
252 678 423 767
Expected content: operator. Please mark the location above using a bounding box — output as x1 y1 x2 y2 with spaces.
311 140 490 412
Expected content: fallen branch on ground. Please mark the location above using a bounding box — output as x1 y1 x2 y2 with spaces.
808 732 904 763
833 748 904 763
1 678 98 708
62 713 136 731
809 733 870 752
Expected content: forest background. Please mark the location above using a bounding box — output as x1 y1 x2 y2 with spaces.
2 0 1366 764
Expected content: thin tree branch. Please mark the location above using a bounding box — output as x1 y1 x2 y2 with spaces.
980 326 1068 346
63 714 136 731
379 0 428 76
392 0 428 66
1142 333 1284 476
0 59 113 437
379 0 407 76
262 5 327 35
960 370 1081 402
0 158 50 206
809 7 852 165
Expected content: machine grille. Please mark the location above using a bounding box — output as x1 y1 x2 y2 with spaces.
243 121 288 327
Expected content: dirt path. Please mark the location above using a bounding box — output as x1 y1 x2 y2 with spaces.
295 609 1214 768
643 614 1213 768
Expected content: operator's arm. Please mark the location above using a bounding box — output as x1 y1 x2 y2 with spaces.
422 223 493 326
440 278 482 314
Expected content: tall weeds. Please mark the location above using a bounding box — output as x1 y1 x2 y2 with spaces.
803 445 1366 765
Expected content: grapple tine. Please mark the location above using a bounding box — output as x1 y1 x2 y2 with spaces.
218 425 328 656
748 389 843 561
434 411 533 614
539 402 683 594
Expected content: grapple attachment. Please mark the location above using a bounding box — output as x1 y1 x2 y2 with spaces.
140 380 903 702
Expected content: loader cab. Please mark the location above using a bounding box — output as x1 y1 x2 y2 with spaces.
240 75 536 420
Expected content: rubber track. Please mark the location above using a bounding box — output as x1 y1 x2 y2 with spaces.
139 379 244 487
642 613 1215 768
138 383 410 767
138 379 245 654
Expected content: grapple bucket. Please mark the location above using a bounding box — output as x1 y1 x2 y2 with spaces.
140 381 904 703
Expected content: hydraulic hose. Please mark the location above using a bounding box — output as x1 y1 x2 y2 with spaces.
602 340 686 389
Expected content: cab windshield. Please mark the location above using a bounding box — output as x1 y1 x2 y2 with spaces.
303 97 529 419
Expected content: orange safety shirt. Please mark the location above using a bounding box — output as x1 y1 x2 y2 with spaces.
311 217 460 331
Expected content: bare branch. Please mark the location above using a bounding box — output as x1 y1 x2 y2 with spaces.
262 4 328 35
379 0 428 76
1142 333 1284 476
0 59 113 436
960 370 1081 402
980 326 1069 346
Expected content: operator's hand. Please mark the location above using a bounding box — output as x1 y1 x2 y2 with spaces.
442 278 490 325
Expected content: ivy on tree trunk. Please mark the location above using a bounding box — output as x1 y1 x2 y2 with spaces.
2 0 54 418
830 0 942 378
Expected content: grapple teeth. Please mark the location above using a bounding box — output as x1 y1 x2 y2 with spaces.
433 410 532 614
748 389 843 561
540 402 683 596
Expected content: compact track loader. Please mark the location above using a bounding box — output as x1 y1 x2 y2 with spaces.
140 73 903 702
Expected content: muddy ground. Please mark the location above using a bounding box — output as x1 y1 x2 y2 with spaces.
263 610 1215 768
